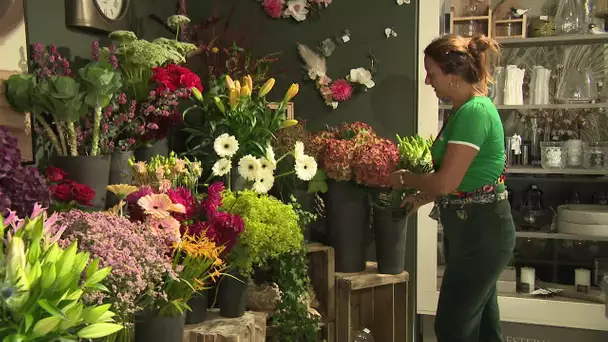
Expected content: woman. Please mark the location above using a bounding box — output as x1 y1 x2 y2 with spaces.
390 34 515 342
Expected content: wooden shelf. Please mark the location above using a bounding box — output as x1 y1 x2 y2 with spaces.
497 34 608 47
506 166 608 176
515 231 608 242
439 103 608 110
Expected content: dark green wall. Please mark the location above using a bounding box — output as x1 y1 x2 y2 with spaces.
187 0 419 138
23 0 175 61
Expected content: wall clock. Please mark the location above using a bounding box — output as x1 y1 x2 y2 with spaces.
66 0 131 33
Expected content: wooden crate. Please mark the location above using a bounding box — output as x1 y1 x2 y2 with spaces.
449 1 493 38
183 309 268 342
307 243 335 322
336 262 409 342
318 321 335 342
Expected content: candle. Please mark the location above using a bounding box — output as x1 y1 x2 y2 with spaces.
575 269 591 294
520 267 535 294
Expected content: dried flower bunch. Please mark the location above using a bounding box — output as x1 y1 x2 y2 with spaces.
260 0 331 22
298 44 375 109
129 152 203 192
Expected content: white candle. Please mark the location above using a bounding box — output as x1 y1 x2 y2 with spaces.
575 269 591 293
520 267 535 294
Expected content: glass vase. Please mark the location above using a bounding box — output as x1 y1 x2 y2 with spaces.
555 0 585 35
584 142 608 169
541 141 566 169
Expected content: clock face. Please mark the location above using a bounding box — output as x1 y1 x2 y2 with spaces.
94 0 123 21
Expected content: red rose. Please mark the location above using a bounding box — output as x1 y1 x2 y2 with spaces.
50 183 73 202
180 73 203 92
71 183 95 206
46 166 68 183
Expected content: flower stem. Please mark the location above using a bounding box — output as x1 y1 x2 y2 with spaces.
66 122 78 156
34 112 62 156
55 122 68 156
275 170 295 179
91 105 102 156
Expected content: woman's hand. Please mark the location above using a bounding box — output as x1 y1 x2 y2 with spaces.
388 170 407 189
401 192 435 215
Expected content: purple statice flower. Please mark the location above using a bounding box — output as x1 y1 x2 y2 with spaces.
57 210 175 324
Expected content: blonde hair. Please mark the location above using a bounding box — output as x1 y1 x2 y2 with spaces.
424 34 501 94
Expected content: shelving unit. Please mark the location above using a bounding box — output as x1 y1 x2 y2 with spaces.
506 166 608 176
496 34 608 47
439 103 608 110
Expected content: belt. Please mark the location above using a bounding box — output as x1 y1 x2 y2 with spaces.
429 191 508 221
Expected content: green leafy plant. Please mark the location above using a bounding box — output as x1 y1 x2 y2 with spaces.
0 208 122 341
6 62 122 157
372 134 434 215
221 189 304 277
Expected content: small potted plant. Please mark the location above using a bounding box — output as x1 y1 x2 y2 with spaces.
0 205 123 340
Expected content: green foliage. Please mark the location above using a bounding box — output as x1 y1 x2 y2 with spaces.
0 214 122 341
78 61 123 109
221 190 304 277
270 251 319 342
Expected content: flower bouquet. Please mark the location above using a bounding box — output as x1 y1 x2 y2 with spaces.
56 210 173 341
183 74 298 162
45 166 95 211
1 205 123 341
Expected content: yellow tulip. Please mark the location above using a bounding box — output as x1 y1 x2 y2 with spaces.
240 84 252 97
225 75 235 90
234 80 241 94
280 119 299 129
229 89 239 110
243 75 253 92
283 83 299 102
213 96 226 113
258 78 275 97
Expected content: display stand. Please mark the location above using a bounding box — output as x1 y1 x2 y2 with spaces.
183 309 268 342
335 262 409 342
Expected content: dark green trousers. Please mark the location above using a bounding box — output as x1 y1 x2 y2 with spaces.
435 199 515 342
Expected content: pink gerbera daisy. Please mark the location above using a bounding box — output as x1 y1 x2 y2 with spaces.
137 193 185 219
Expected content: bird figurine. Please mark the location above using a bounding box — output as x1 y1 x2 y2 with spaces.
510 7 530 18
589 23 606 35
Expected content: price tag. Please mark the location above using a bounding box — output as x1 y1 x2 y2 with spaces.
540 15 549 21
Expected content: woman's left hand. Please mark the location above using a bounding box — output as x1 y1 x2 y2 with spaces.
388 169 407 189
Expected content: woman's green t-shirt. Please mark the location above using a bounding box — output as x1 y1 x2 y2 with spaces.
431 96 505 192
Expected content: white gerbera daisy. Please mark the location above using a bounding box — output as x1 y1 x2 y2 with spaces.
294 141 305 160
252 169 275 194
258 157 277 172
294 154 317 181
212 158 232 176
213 133 239 158
238 155 261 181
265 144 277 168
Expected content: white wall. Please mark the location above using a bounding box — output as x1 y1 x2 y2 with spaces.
0 19 27 72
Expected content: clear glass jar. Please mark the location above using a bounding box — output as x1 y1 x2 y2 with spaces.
564 139 585 167
584 142 608 169
541 141 566 169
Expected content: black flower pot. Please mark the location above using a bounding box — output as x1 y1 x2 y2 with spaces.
373 209 408 274
218 270 248 318
50 155 111 209
106 151 134 208
134 138 169 162
134 312 186 342
326 180 370 273
293 189 316 242
185 292 208 324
